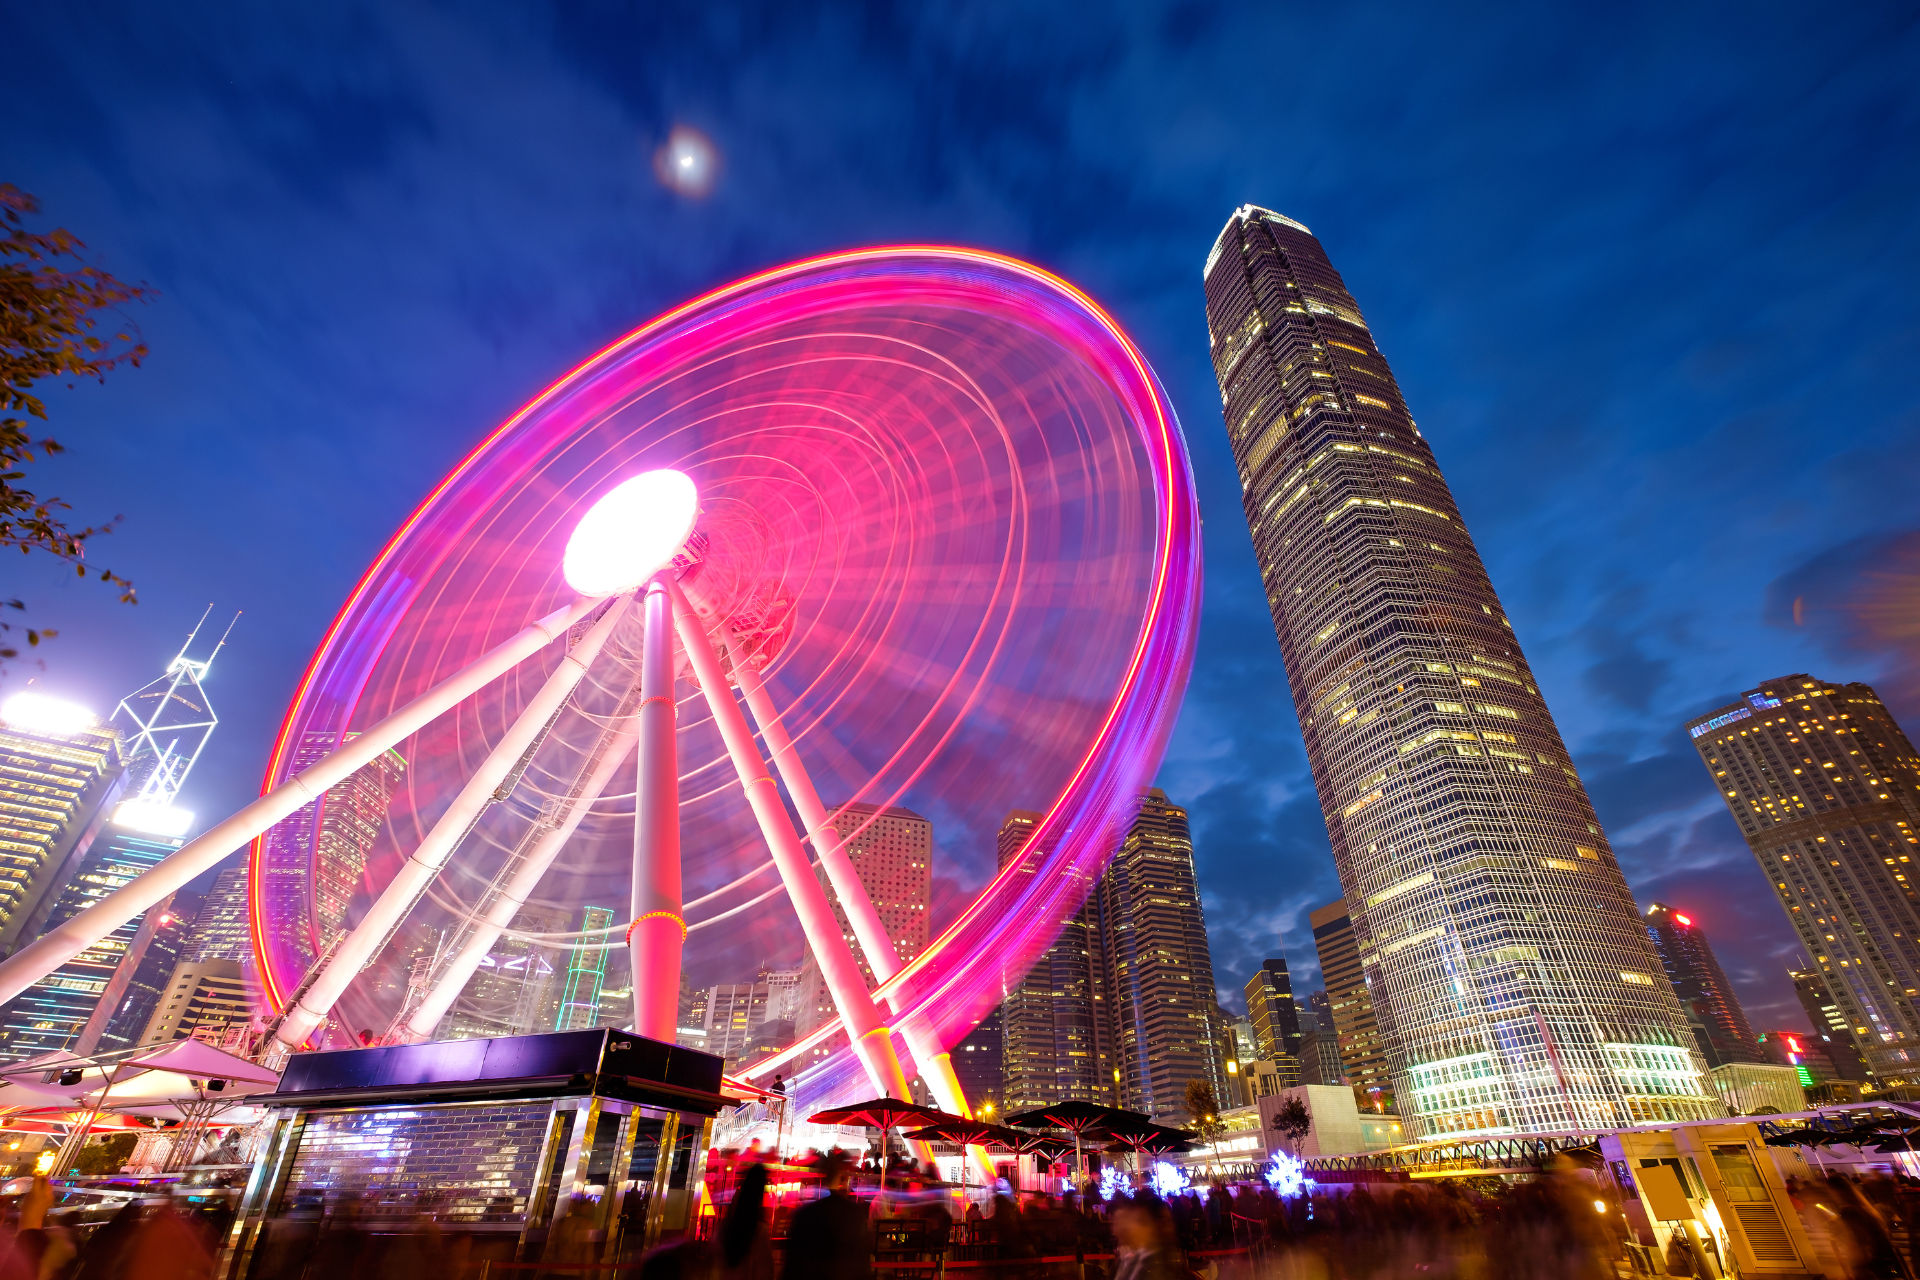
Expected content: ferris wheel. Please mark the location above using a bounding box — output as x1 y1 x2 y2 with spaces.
0 247 1200 1113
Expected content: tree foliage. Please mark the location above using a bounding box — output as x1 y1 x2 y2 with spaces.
1271 1094 1311 1151
1183 1078 1226 1141
70 1131 138 1175
1 184 146 660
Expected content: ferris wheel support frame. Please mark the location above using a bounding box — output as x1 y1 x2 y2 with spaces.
728 633 991 1173
397 715 641 1041
269 594 634 1053
668 578 914 1103
0 597 602 1012
629 577 684 1041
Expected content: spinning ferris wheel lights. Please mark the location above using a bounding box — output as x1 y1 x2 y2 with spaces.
562 469 701 598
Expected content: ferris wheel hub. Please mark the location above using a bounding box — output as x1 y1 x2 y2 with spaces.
562 468 700 597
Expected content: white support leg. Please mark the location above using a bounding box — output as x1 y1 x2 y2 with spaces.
0 597 602 1011
726 636 990 1175
272 595 632 1053
399 719 640 1041
629 578 683 1042
669 581 913 1101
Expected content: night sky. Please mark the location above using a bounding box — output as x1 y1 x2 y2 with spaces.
9 3 1919 1033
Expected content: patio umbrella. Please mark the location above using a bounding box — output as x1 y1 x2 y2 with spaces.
806 1098 947 1193
902 1119 1023 1195
1005 1100 1157 1189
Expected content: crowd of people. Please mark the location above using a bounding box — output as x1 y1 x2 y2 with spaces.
0 1176 226 1280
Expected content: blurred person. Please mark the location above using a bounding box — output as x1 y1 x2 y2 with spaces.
782 1151 871 1280
723 1163 776 1280
120 1202 213 1280
1110 1199 1178 1280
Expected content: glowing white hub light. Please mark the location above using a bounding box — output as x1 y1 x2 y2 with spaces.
1 693 97 737
563 469 699 598
112 800 195 838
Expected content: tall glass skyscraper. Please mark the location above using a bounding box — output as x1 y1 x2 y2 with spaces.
1204 206 1715 1135
1687 675 1920 1082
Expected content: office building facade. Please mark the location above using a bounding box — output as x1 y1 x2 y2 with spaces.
1308 901 1383 1094
79 892 198 1054
1206 206 1713 1135
260 731 406 972
136 958 252 1046
1099 789 1228 1120
950 1008 1004 1116
0 708 125 957
997 808 1115 1112
1245 958 1303 1068
0 811 191 1060
1643 902 1760 1068
1790 966 1870 1081
437 906 565 1041
1687 677 1920 1080
187 864 253 965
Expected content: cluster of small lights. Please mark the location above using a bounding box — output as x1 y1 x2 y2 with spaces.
1099 1165 1129 1200
1264 1151 1315 1197
1148 1160 1190 1198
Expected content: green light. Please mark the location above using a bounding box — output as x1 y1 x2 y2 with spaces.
1796 1066 1814 1087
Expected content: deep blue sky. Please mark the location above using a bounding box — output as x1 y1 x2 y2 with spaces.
9 2 1919 1031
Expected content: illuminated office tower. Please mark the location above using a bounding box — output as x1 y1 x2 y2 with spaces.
1099 790 1228 1120
1244 958 1303 1078
952 1008 1004 1115
0 696 126 957
186 864 253 964
1309 901 1383 1092
79 895 198 1054
1643 902 1760 1068
261 731 406 970
0 621 238 1059
998 809 1114 1111
1686 676 1920 1080
1206 207 1713 1135
0 809 194 1060
1790 966 1870 1081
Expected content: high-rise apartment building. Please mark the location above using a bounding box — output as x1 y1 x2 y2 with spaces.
261 732 405 971
1244 958 1303 1065
997 808 1115 1112
0 700 126 957
1687 676 1920 1080
1099 789 1228 1120
1642 902 1760 1068
1206 206 1714 1135
819 803 933 979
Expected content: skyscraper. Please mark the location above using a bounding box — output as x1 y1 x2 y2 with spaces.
997 808 1114 1111
819 803 933 980
554 905 617 1031
261 731 406 972
78 892 198 1054
1686 676 1920 1080
1308 901 1382 1093
1244 958 1303 1066
1642 902 1760 1068
1790 966 1870 1082
1205 205 1714 1135
0 696 126 957
0 806 194 1060
1099 789 1227 1120
186 864 253 964
950 1008 1004 1116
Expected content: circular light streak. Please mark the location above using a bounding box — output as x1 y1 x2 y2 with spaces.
248 246 1201 1094
562 469 699 597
